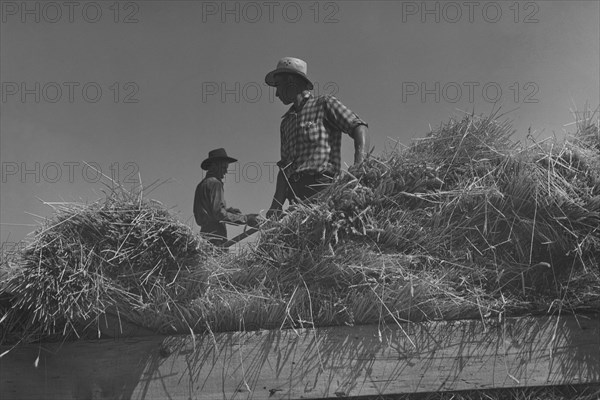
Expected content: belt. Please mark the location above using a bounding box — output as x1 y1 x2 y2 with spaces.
288 170 332 183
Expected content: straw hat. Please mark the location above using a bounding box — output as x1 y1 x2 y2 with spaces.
201 148 238 170
265 57 314 90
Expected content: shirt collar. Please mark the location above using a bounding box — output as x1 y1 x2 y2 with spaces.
205 171 222 181
282 90 312 118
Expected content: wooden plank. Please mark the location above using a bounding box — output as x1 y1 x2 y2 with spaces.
1 314 599 400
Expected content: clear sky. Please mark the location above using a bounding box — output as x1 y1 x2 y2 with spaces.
1 0 599 245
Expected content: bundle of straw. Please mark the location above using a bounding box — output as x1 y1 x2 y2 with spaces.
1 187 211 343
231 109 600 330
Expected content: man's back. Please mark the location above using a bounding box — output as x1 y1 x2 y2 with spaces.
194 176 227 244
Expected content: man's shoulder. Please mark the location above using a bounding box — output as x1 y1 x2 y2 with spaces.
311 93 336 101
198 176 222 188
310 93 343 107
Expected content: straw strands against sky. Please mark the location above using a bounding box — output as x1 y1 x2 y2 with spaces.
1 109 598 346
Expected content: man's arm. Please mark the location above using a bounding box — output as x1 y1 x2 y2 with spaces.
206 179 248 225
351 124 369 165
193 183 204 226
322 95 369 165
267 169 288 218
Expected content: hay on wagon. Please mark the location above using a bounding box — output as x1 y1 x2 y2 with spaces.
1 109 599 347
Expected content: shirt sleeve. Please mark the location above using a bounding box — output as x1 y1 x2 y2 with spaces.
278 123 290 170
206 179 248 225
323 95 368 135
193 183 204 226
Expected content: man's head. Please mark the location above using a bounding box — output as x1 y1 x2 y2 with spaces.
206 160 229 180
265 57 313 104
201 148 237 179
273 73 309 105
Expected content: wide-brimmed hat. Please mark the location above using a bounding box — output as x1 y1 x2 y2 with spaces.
201 148 238 170
265 57 314 90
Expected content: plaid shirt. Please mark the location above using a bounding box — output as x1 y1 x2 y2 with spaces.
278 91 367 176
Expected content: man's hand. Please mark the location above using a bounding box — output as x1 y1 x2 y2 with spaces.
348 163 363 177
266 198 283 219
266 208 283 220
351 124 369 165
246 214 264 228
227 207 242 214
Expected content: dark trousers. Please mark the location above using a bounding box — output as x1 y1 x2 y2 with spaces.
200 222 227 248
286 171 334 203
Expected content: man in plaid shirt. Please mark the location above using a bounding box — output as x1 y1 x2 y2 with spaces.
264 57 370 218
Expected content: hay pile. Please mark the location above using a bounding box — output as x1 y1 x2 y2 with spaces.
1 188 213 343
216 109 600 331
1 109 599 345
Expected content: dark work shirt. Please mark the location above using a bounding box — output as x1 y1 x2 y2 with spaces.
193 173 247 243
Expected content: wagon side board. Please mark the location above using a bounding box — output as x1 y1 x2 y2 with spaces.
1 314 599 400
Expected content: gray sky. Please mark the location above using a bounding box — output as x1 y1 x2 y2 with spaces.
1 0 599 245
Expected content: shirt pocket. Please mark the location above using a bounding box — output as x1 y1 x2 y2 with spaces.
299 121 320 143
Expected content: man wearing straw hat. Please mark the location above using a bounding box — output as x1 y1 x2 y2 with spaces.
264 57 370 218
194 148 261 247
